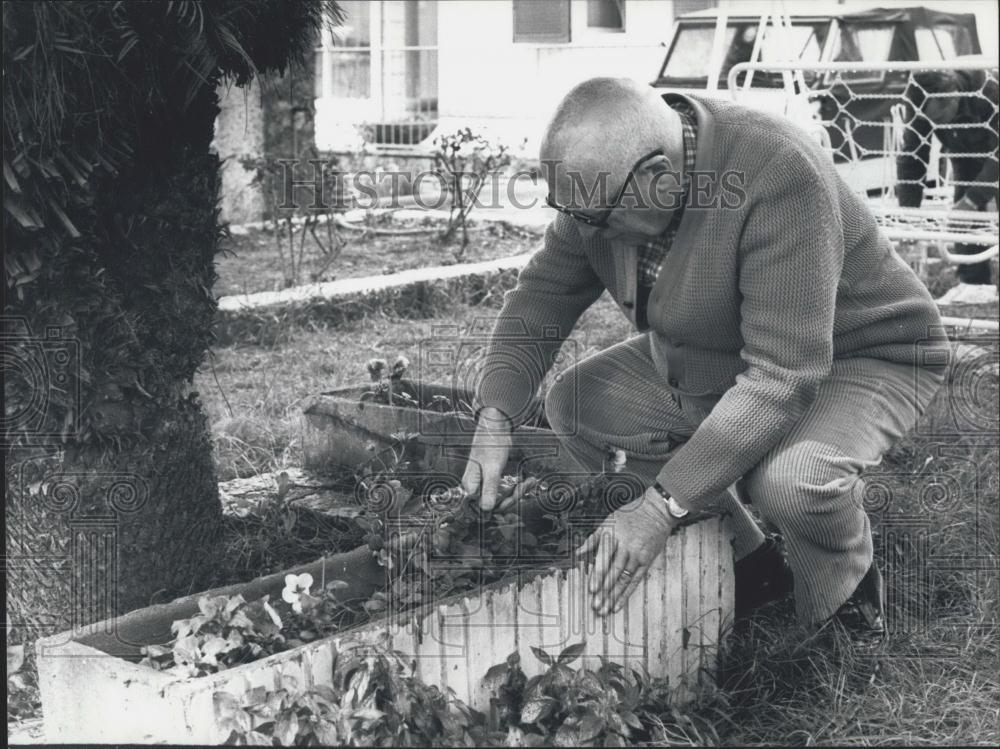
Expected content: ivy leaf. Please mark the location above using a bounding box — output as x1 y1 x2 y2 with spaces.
623 712 643 730
172 634 201 666
483 662 509 691
530 646 553 667
200 635 231 665
557 641 585 665
519 696 557 724
198 595 225 619
578 711 605 743
603 732 626 747
554 717 581 747
274 711 300 746
314 719 341 745
243 728 273 746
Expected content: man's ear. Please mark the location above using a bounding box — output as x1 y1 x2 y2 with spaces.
642 156 684 211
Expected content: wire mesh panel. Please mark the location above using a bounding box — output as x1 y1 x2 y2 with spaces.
728 60 999 275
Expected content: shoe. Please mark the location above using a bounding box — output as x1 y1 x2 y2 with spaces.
830 562 886 646
735 536 795 619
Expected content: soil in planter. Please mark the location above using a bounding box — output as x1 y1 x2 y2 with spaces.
214 501 368 589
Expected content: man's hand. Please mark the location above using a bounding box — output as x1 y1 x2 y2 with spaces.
461 406 513 511
575 486 678 616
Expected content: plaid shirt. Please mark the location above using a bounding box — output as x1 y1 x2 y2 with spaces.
637 102 698 288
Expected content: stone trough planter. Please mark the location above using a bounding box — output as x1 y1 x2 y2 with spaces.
36 516 733 744
36 380 735 743
301 380 578 481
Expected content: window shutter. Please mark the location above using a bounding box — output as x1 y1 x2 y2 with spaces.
513 0 571 43
674 0 717 17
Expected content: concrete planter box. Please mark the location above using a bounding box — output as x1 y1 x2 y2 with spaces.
301 381 578 480
36 517 733 744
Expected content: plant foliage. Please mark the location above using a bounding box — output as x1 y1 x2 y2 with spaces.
3 0 342 449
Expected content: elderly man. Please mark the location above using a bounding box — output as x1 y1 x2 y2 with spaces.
461 78 948 637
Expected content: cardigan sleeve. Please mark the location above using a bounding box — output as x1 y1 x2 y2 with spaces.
655 147 843 510
474 212 605 427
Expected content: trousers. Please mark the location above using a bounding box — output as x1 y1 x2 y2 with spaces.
544 333 945 623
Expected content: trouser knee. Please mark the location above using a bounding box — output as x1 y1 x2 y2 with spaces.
744 444 863 532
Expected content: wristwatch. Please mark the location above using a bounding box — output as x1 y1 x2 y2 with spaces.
652 481 689 520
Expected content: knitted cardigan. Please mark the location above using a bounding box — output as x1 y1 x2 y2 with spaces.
476 93 948 511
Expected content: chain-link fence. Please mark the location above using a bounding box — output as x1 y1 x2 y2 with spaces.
728 60 998 278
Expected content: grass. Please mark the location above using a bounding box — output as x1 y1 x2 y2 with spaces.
197 291 633 480
191 280 998 746
215 215 543 297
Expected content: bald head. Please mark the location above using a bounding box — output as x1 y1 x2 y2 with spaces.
541 78 683 201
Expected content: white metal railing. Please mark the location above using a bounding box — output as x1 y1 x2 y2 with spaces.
727 59 999 276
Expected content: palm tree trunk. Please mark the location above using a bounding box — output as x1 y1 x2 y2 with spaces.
5 399 222 645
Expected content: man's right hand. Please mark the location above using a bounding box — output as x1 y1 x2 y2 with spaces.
461 406 513 511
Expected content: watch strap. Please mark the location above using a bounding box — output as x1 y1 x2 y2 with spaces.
653 481 689 519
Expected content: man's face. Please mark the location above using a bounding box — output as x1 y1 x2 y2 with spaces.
550 156 680 244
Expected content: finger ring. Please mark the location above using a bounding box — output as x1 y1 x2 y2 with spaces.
619 570 633 578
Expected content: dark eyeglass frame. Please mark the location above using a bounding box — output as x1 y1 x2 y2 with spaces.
545 148 665 229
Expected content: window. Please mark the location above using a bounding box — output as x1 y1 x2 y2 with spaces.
588 0 624 30
660 23 733 80
832 22 899 84
834 23 897 63
329 0 371 98
513 0 571 43
914 24 973 60
659 20 827 87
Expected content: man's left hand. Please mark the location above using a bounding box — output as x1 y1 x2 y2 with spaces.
575 487 678 616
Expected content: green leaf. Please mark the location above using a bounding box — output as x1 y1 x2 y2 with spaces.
578 712 605 742
200 635 232 664
557 641 586 665
274 711 300 746
4 195 41 229
482 662 508 690
3 160 20 193
555 718 581 747
519 696 557 725
530 646 553 667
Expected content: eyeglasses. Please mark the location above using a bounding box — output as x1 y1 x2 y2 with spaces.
545 148 665 230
